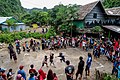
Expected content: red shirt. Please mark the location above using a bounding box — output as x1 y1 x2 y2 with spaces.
53 77 58 80
2 73 7 80
29 69 36 74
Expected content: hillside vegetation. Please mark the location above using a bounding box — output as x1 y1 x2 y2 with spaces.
103 0 120 8
0 0 24 18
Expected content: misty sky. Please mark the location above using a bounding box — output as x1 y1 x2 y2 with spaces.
20 0 98 9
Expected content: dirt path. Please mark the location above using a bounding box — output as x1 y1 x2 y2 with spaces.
0 48 112 80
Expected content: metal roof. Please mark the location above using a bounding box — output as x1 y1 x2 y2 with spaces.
0 17 12 24
105 7 120 16
103 25 120 33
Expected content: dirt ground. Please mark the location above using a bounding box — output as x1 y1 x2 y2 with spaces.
0 46 113 80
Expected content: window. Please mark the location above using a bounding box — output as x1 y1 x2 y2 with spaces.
93 13 97 18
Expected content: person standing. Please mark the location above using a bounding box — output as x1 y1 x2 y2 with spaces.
38 69 46 80
76 56 85 80
85 53 92 76
116 64 120 79
29 64 37 75
49 53 56 68
7 69 14 80
30 39 33 48
0 69 4 80
82 40 86 51
53 73 58 80
28 73 35 80
22 42 26 52
47 69 54 80
42 39 45 50
17 65 26 80
8 44 17 63
8 43 14 60
41 56 48 68
1 68 7 80
16 74 24 80
15 39 21 54
65 60 75 80
25 41 30 52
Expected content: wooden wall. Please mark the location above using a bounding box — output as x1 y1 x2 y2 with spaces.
85 3 106 26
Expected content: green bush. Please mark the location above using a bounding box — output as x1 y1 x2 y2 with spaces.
103 73 117 80
45 27 56 39
18 32 27 38
91 26 103 32
0 27 56 43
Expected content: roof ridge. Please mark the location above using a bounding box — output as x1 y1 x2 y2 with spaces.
82 0 100 6
105 7 120 10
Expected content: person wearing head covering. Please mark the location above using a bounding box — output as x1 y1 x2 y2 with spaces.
17 65 26 80
1 68 7 80
38 69 46 80
76 56 85 80
47 69 54 80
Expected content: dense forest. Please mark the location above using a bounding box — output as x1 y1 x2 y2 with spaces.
0 0 24 17
103 0 120 8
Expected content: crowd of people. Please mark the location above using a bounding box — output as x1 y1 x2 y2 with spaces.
4 34 120 79
0 52 92 80
0 64 58 80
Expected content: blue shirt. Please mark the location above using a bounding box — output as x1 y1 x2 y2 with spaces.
113 61 118 67
29 77 35 80
86 57 92 68
116 65 120 79
17 70 26 80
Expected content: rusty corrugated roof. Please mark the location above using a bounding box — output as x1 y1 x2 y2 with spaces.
105 7 120 16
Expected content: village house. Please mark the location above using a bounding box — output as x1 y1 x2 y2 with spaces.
73 1 120 35
0 17 28 32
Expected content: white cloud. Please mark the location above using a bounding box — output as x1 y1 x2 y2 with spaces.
20 0 98 9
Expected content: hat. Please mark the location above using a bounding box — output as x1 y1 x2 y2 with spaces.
19 65 24 69
0 68 6 72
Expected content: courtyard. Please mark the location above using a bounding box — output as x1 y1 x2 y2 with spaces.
0 47 112 80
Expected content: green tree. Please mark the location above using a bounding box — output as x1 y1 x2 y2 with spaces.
21 10 50 26
103 0 120 8
48 4 79 34
6 18 17 32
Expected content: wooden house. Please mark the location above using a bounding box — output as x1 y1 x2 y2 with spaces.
73 1 120 28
